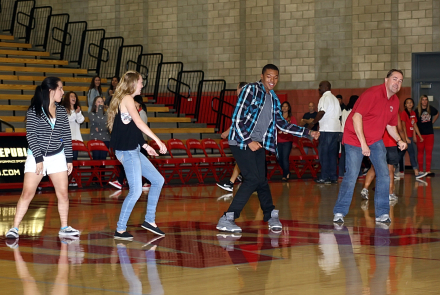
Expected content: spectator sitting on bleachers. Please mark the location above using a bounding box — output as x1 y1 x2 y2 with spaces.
89 96 110 160
87 75 104 113
105 76 120 106
61 91 84 161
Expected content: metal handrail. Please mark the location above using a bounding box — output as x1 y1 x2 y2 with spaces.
167 78 191 99
16 11 33 29
126 60 149 86
51 26 71 45
211 96 233 120
88 42 108 61
0 119 16 132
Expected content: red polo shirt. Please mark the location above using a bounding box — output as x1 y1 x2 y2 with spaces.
400 110 417 138
343 84 399 147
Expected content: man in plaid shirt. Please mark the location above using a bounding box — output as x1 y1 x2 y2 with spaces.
216 64 320 233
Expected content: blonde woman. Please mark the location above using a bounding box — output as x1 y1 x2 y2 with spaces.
107 71 167 241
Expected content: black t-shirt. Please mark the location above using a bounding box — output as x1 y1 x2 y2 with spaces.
416 106 438 135
302 111 318 131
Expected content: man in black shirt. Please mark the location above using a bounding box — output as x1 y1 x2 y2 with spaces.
336 94 346 111
300 102 318 131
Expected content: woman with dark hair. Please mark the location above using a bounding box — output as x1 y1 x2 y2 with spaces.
89 96 110 160
339 95 359 178
415 95 439 176
87 75 103 113
399 98 426 178
105 76 120 106
277 101 297 181
61 91 84 161
107 71 167 240
5 77 80 239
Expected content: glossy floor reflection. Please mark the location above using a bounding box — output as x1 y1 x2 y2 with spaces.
1 174 440 294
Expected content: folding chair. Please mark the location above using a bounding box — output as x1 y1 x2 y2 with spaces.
87 140 121 186
167 139 202 184
298 138 321 178
218 139 236 176
71 140 102 188
186 138 219 182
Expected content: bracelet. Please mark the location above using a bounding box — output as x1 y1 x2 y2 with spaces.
397 139 402 143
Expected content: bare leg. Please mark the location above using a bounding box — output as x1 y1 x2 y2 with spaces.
229 164 241 183
363 165 376 190
49 171 70 228
13 172 44 228
51 242 69 295
13 248 42 295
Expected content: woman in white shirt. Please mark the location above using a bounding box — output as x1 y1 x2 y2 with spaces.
61 91 84 160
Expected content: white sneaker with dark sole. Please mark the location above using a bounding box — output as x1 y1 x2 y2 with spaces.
375 214 391 223
333 213 344 223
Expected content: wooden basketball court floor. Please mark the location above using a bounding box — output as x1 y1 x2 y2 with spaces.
0 174 439 294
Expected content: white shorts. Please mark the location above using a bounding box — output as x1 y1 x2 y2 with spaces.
24 152 67 176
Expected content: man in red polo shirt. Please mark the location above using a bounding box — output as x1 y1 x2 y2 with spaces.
333 69 407 224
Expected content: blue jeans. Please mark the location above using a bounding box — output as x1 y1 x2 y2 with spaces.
115 146 164 232
318 132 339 181
277 141 292 178
402 137 418 170
333 140 390 218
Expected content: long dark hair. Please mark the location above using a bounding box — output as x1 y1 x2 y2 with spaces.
281 101 292 119
28 77 61 118
110 76 120 91
134 95 147 113
91 96 106 114
404 97 414 118
61 91 81 114
88 75 102 94
345 95 359 111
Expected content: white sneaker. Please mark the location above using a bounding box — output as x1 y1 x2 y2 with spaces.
59 226 80 236
389 193 398 201
360 188 369 200
6 227 19 239
375 214 391 223
142 183 151 191
109 180 122 190
333 213 344 223
416 172 428 179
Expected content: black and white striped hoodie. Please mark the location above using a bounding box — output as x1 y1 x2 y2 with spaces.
26 104 73 164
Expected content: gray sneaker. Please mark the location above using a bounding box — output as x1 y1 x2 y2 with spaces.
360 188 369 200
268 210 282 232
216 212 242 233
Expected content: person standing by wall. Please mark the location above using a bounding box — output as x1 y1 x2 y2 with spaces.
308 81 341 184
277 101 298 181
415 95 439 177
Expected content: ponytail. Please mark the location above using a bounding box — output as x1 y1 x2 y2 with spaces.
28 77 61 118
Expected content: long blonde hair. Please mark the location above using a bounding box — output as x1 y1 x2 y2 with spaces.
417 95 431 116
107 71 141 133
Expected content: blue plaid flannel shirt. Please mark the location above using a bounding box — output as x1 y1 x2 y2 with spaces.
228 81 309 153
